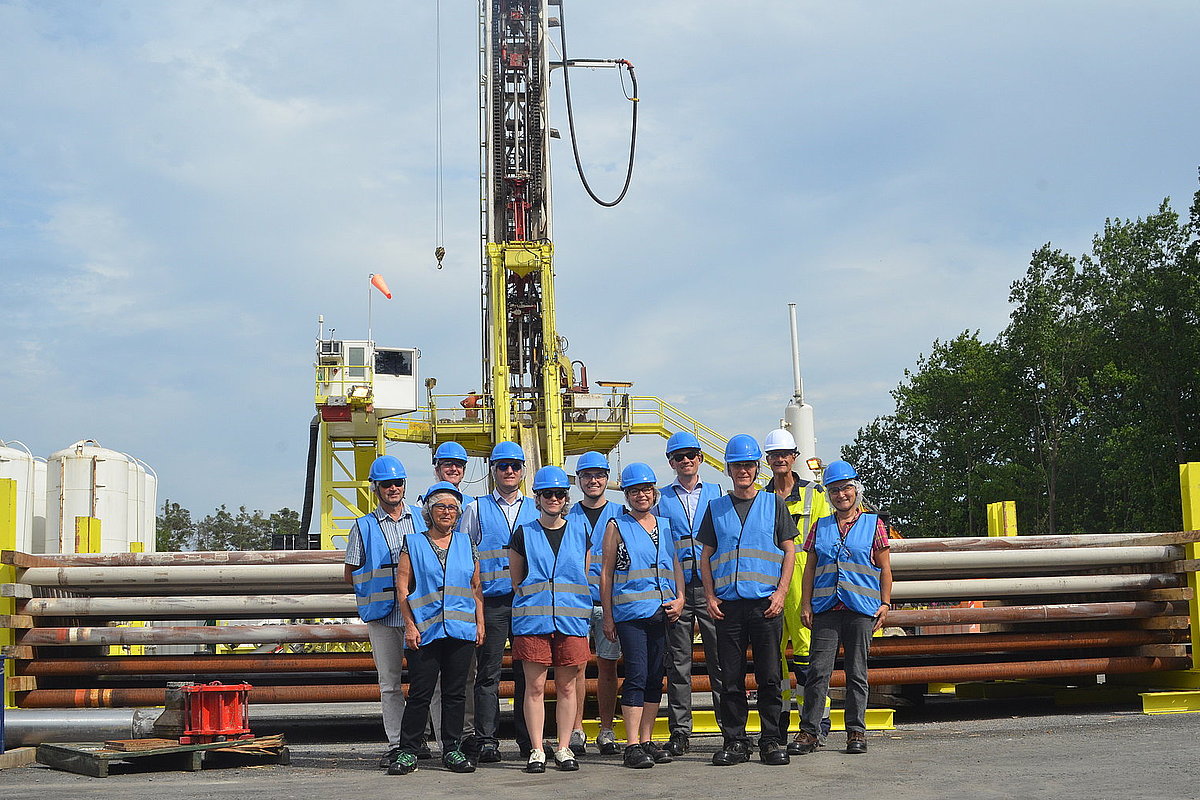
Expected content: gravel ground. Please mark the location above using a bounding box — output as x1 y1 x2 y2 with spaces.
2 705 1196 800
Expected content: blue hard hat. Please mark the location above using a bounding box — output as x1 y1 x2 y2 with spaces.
433 441 469 463
723 434 763 464
490 441 525 463
822 459 858 485
620 462 657 488
424 480 464 504
532 465 570 492
369 455 406 482
665 431 702 455
576 451 610 472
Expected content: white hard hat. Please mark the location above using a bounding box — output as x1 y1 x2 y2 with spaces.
763 429 797 452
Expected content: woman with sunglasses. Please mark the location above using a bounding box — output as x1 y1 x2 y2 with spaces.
600 462 685 769
798 460 892 756
390 482 485 776
508 465 592 773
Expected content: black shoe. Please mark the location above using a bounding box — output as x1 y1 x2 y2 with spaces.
642 741 672 764
460 735 480 759
443 750 476 773
623 743 654 769
596 728 620 755
553 747 579 771
526 750 546 773
846 732 867 755
759 739 790 766
664 732 689 756
569 729 587 756
477 742 501 763
378 746 402 769
789 732 820 756
711 740 751 766
386 751 418 775
415 739 433 760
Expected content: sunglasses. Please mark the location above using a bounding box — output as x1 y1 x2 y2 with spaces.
538 489 569 500
670 449 701 462
377 479 405 489
492 461 523 472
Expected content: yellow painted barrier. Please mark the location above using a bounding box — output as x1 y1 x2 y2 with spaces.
986 500 1018 537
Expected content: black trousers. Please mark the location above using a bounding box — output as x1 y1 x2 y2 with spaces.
714 596 784 745
400 636 474 753
474 593 530 750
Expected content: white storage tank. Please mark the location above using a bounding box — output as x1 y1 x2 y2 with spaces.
140 459 158 553
0 440 37 552
32 454 48 552
123 456 158 554
47 439 133 554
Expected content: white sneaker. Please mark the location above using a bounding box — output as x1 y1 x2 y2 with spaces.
526 749 546 773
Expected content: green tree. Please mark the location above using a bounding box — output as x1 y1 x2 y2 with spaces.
155 502 303 551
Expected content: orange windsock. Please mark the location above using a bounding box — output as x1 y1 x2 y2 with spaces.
370 273 392 299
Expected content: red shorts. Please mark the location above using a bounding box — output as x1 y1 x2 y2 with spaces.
511 633 590 667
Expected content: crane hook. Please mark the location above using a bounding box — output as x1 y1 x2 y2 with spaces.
435 246 446 270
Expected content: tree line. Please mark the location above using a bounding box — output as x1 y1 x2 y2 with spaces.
156 500 301 551
845 174 1200 537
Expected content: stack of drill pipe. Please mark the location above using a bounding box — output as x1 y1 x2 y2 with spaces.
3 529 1197 708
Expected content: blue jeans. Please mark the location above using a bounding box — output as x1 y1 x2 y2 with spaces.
616 614 668 707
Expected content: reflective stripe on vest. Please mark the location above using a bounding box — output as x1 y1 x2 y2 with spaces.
656 482 722 585
351 513 397 621
709 492 784 601
810 512 882 616
477 495 537 597
511 521 592 637
406 532 478 643
611 514 677 622
567 501 622 604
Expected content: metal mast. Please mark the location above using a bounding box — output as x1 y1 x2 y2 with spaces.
480 0 563 470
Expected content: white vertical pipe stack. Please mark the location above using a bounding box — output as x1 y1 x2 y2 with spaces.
783 303 818 481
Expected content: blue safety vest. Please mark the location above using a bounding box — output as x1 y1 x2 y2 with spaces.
350 514 395 621
405 531 477 643
657 482 723 585
709 492 784 601
567 501 623 604
810 512 882 616
511 521 592 637
476 495 537 597
611 515 677 623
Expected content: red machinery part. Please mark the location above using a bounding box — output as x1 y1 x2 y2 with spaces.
180 681 254 744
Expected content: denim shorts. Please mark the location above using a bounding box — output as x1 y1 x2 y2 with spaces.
591 605 622 660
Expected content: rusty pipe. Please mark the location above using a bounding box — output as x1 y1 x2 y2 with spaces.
20 624 371 647
20 653 382 676
19 655 1190 709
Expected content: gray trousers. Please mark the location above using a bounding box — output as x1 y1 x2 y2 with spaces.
665 581 725 736
366 621 407 748
802 609 873 736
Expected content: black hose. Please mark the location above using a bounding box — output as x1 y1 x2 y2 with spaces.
299 415 320 549
557 1 638 207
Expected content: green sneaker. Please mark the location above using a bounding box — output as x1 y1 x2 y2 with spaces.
386 751 418 775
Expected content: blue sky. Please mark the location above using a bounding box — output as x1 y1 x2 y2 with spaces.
3 1 1198 518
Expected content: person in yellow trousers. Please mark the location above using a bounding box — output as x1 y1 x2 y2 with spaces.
762 429 831 754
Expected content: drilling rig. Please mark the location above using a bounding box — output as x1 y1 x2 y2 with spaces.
311 1 767 548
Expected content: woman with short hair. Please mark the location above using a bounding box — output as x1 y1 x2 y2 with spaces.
508 466 592 773
390 482 484 776
601 462 685 769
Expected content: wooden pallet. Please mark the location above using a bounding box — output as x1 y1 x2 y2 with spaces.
36 735 288 778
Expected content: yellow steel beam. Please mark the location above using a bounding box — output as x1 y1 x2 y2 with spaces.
1182 463 1200 671
1 478 16 709
579 707 894 739
987 500 1018 537
1140 690 1200 715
